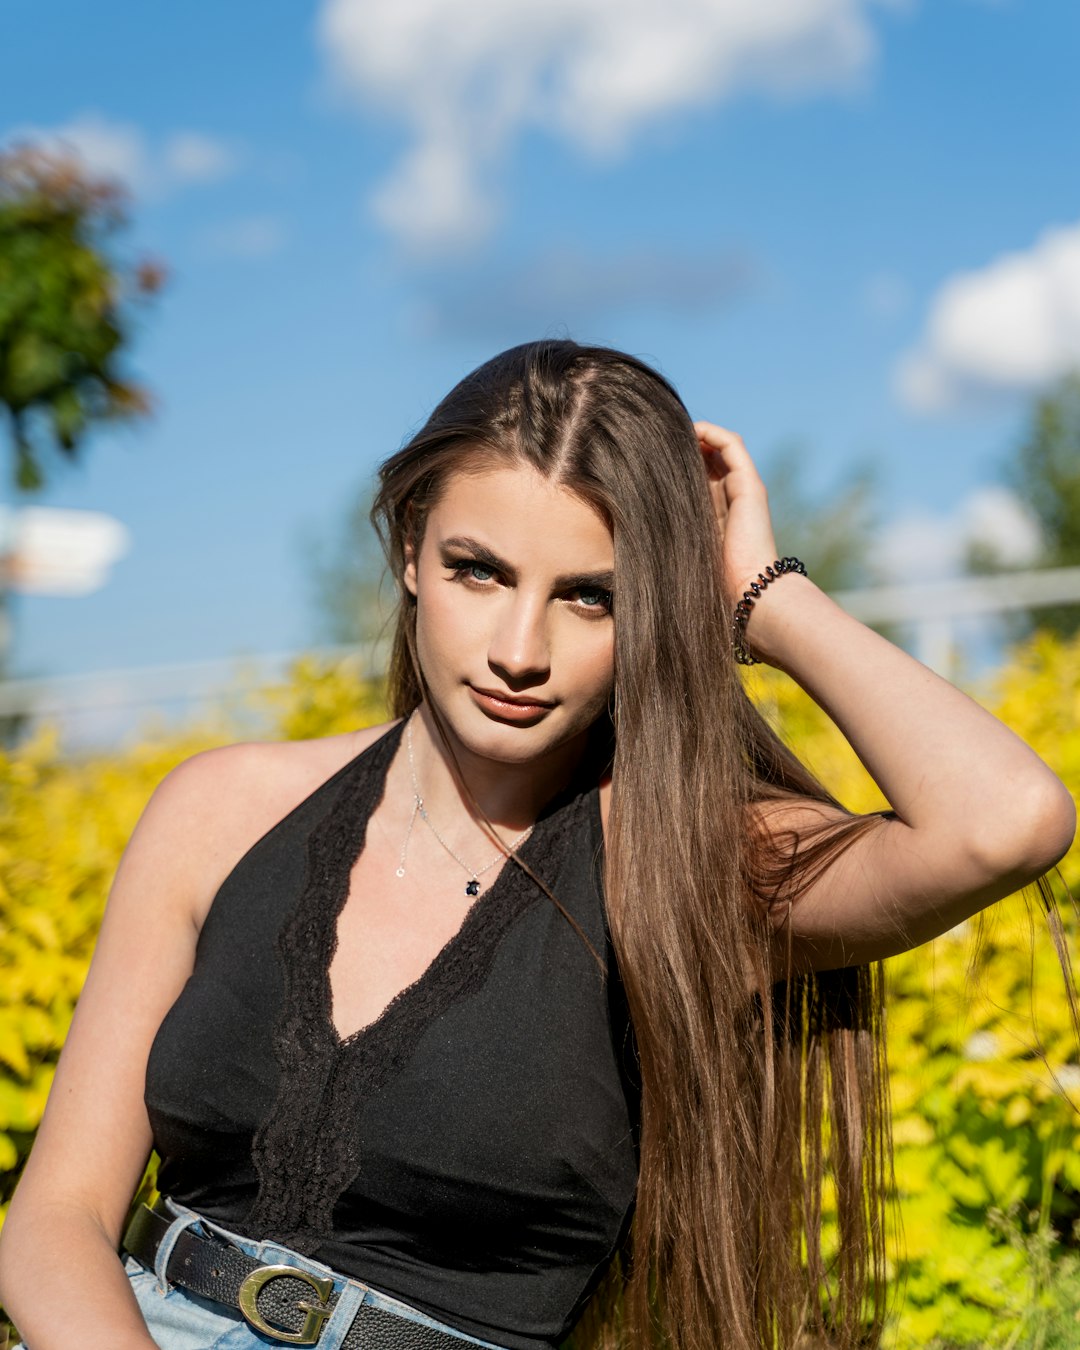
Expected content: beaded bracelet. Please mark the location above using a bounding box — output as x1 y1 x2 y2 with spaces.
731 557 808 665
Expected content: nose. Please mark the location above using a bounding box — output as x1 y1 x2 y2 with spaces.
487 591 551 688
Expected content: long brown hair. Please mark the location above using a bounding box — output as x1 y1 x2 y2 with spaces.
372 340 893 1350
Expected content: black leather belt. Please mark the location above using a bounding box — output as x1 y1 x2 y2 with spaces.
121 1200 485 1349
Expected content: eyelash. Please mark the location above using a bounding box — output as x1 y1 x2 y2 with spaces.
445 559 613 618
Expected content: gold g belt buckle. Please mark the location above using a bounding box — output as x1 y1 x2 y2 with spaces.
237 1264 335 1345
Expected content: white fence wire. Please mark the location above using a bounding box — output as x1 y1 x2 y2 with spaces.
3 567 1079 751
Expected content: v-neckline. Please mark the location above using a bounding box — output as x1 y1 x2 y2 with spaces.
247 718 598 1247
321 720 573 1053
328 814 548 1052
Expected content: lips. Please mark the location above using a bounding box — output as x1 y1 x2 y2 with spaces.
467 685 555 722
470 686 555 708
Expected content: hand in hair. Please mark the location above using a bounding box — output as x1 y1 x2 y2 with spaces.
693 421 781 607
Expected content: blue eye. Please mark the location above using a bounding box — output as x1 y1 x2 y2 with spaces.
448 559 496 583
574 588 613 616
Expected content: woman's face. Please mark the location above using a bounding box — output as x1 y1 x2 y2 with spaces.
403 459 615 769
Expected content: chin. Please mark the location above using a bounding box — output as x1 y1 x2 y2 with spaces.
439 692 585 766
461 715 565 764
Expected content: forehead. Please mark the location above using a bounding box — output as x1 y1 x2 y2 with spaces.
427 462 613 565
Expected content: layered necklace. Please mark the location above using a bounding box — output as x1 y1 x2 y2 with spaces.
399 715 535 897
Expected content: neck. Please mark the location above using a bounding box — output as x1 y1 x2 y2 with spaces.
407 701 587 835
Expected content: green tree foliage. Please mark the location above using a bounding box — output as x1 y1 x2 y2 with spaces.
300 482 393 646
1006 370 1080 637
0 142 166 493
761 442 880 595
968 370 1080 639
1009 371 1080 570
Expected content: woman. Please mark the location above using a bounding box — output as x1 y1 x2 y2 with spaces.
0 339 1074 1350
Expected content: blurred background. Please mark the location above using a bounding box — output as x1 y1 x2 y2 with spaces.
0 0 1078 746
1 3 1079 1347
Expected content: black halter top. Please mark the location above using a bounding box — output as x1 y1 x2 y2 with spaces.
143 720 640 1349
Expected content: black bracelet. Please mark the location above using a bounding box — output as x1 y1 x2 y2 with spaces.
731 557 807 666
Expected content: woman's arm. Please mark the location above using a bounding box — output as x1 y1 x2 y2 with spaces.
695 421 1077 971
746 574 1075 967
0 745 258 1350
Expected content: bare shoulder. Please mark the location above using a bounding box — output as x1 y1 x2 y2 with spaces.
141 719 401 932
156 719 396 815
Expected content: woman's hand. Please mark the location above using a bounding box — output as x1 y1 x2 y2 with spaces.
693 421 780 607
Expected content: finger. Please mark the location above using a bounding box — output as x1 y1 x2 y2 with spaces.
694 423 749 461
694 422 749 459
695 423 740 474
694 420 743 443
694 423 763 488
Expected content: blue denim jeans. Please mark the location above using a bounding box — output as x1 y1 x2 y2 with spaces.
13 1197 510 1350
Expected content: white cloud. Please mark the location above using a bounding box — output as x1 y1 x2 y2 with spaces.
196 215 290 260
895 219 1080 413
1 506 130 597
316 0 892 252
879 486 1041 582
962 485 1041 568
163 131 240 185
2 111 241 199
6 111 148 189
879 510 958 582
370 137 495 252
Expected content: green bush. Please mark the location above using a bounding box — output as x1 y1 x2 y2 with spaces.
0 638 1077 1347
747 629 1080 1347
0 664 388 1224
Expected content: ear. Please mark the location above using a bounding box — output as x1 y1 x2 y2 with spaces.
403 526 418 599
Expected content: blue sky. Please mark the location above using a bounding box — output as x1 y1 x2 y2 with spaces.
2 0 1078 694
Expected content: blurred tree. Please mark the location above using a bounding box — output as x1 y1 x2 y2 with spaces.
0 141 166 493
300 481 393 646
965 369 1080 638
0 140 166 723
762 440 880 595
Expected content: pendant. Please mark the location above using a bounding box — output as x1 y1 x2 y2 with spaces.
465 878 480 896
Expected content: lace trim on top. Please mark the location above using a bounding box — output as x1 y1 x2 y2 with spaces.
247 720 590 1251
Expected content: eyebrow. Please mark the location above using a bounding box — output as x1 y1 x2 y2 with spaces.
439 535 614 592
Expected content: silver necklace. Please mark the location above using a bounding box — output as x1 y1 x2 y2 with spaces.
400 715 535 896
